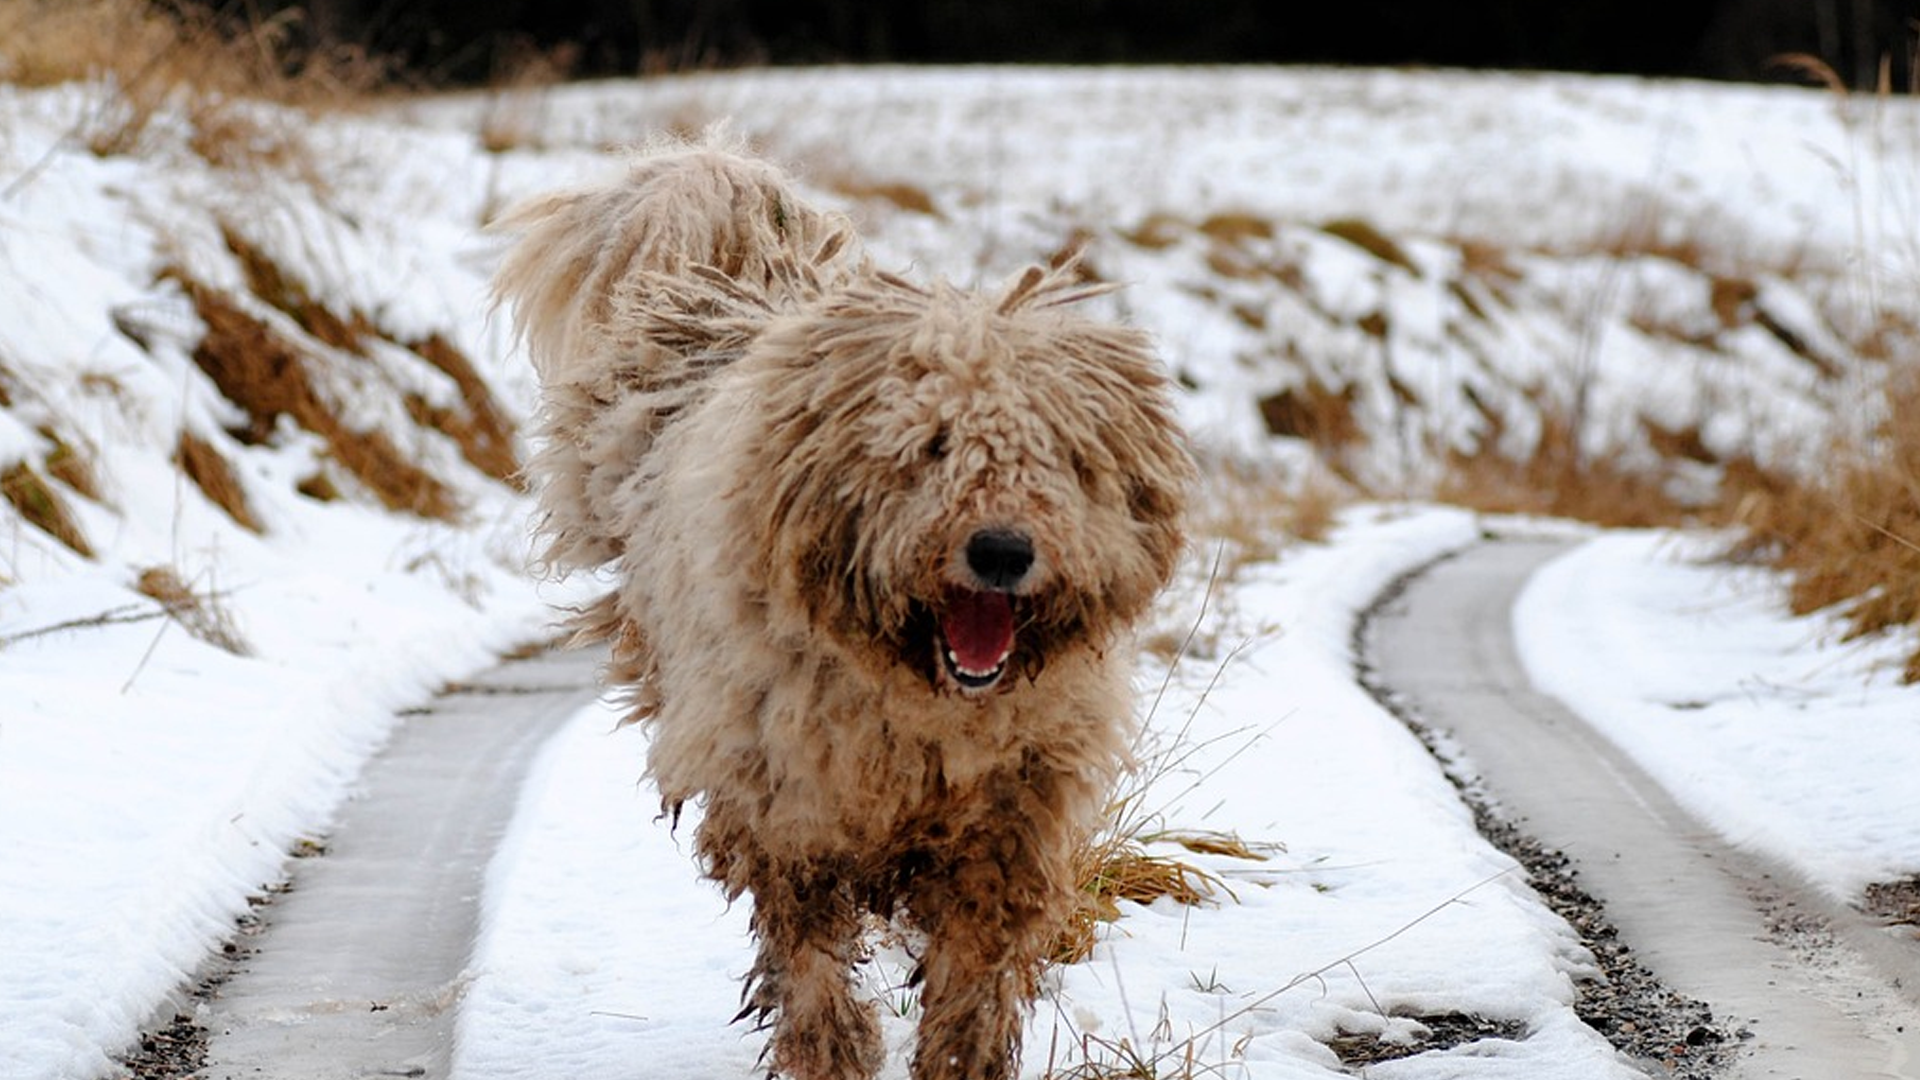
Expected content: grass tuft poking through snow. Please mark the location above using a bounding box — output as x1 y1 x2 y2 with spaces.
133 563 250 656
1 460 91 555
174 430 263 534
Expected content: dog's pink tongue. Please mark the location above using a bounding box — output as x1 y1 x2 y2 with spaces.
943 590 1015 672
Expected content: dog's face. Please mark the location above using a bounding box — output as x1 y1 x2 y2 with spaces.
739 270 1192 698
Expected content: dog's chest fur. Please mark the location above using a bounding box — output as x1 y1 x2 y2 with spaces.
699 648 1128 859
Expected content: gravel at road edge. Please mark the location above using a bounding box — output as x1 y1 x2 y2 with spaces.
1353 548 1736 1080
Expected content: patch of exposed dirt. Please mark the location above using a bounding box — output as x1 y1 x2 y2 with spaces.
1864 876 1920 927
1327 1011 1529 1066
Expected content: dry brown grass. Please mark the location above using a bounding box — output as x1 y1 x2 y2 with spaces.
407 334 522 485
476 39 578 154
1708 275 1758 328
1121 212 1185 250
1686 58 1920 680
296 470 341 503
176 430 263 533
1435 413 1694 529
1322 218 1421 277
1426 350 1920 682
827 176 942 217
1182 457 1348 583
1257 381 1363 459
41 429 100 501
0 0 397 102
1121 211 1310 292
183 280 459 520
1133 459 1346 669
1195 211 1275 245
224 229 375 352
133 225 523 525
1589 213 1711 271
1053 601 1282 967
1052 835 1222 966
0 0 189 90
2 461 92 556
1724 369 1920 682
217 234 522 488
134 564 250 655
1282 475 1344 545
1769 52 1854 95
0 0 395 168
1456 239 1521 284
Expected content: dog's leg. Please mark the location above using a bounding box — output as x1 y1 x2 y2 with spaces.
906 772 1079 1080
906 880 1034 1080
743 865 883 1080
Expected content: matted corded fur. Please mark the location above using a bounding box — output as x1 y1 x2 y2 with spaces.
493 138 1192 1080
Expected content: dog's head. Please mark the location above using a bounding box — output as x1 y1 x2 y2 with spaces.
737 265 1192 697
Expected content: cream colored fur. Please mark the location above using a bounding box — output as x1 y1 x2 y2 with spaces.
494 139 1192 1080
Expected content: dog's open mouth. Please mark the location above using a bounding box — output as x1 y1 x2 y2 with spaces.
938 587 1016 692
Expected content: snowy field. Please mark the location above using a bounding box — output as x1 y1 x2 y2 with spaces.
0 65 1917 1079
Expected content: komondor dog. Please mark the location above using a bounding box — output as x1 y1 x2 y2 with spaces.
492 139 1192 1080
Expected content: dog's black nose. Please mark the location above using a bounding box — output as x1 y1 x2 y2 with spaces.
965 530 1035 591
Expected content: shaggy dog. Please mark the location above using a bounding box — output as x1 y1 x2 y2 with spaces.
493 141 1191 1080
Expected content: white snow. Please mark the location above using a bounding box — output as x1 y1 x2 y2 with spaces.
0 64 1915 1080
1515 531 1920 901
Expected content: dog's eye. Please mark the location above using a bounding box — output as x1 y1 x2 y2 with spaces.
925 427 949 461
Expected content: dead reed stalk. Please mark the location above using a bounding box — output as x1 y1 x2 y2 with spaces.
134 564 251 655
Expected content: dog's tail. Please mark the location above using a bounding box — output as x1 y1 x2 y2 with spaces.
491 139 860 574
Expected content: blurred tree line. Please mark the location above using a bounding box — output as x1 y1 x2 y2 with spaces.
240 0 1913 89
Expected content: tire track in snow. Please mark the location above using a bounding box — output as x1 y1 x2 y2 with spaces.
1364 538 1920 1080
186 646 603 1080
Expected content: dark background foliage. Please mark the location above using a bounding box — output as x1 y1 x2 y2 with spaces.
233 0 1912 89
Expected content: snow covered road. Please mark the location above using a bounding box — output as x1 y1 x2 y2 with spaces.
1367 539 1920 1080
193 648 602 1080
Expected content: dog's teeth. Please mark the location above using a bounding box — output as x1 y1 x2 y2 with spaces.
945 649 1006 679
